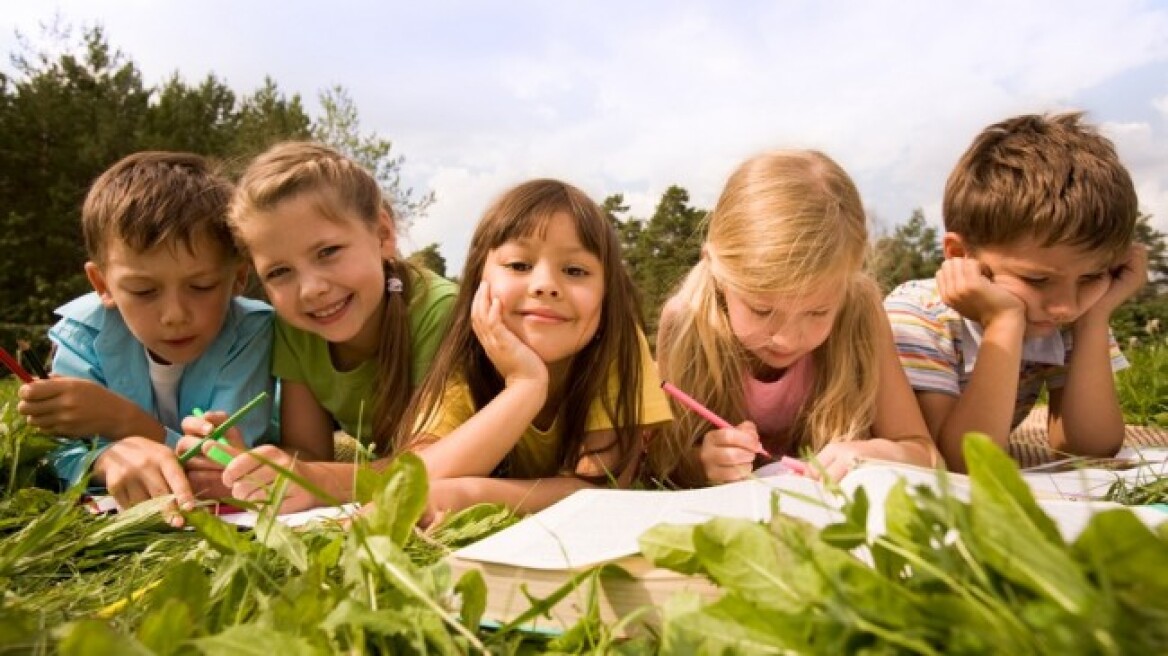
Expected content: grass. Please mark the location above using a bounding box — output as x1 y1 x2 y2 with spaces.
1 348 1168 654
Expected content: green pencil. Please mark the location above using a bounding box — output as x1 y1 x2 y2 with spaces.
177 391 269 466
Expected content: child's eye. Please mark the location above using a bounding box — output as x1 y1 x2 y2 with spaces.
564 265 590 277
504 261 532 272
263 266 290 282
128 289 157 298
318 245 342 260
190 281 221 292
1021 276 1048 287
1081 272 1108 284
807 309 831 318
748 306 771 318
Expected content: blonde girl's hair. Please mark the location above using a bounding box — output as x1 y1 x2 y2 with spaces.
229 141 420 452
657 150 881 477
396 179 650 483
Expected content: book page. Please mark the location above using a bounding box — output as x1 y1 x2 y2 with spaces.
217 503 360 529
454 475 842 570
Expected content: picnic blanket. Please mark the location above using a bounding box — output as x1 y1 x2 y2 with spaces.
1010 406 1168 468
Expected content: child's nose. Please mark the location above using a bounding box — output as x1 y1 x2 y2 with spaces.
300 272 329 298
529 268 561 298
160 298 190 326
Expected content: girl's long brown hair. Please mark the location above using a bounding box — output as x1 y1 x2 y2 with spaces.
396 179 649 481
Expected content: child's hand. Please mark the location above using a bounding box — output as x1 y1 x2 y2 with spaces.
700 420 764 484
471 281 548 387
222 445 324 514
176 413 247 500
935 257 1026 328
419 478 469 528
93 436 195 527
1085 243 1148 319
807 441 868 482
17 377 149 438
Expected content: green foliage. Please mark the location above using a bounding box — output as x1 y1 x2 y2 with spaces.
408 243 448 278
643 434 1168 654
312 85 434 223
872 208 943 293
1115 342 1168 426
607 188 705 339
0 25 427 340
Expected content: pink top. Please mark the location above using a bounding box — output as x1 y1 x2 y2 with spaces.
743 354 815 454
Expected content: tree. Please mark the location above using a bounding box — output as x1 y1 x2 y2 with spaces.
0 26 150 327
630 186 706 336
407 243 447 278
872 208 943 293
229 77 312 163
312 85 434 223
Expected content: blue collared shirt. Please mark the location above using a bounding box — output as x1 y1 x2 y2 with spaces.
46 293 277 488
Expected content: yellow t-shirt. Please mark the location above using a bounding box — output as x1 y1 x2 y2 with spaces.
418 329 673 478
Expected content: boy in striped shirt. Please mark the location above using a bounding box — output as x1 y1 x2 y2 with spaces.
884 113 1144 472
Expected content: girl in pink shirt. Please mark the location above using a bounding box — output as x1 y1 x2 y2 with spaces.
657 150 938 485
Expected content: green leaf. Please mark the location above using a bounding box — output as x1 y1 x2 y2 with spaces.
453 567 486 630
145 560 210 618
366 452 428 546
57 620 153 656
253 511 310 572
183 510 255 556
136 598 194 655
659 592 808 654
193 625 318 656
320 599 415 637
691 517 802 609
1073 508 1168 595
639 523 704 575
964 434 1098 615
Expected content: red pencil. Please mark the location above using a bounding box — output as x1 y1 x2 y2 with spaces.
0 346 34 383
660 380 808 475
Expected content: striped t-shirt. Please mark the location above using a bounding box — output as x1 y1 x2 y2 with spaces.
883 279 1128 430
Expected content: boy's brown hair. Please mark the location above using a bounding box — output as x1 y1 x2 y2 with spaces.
943 112 1138 257
82 152 236 264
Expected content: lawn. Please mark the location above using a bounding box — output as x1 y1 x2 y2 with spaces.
2 351 1168 654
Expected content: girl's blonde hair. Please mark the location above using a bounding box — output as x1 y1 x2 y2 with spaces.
658 150 881 477
396 179 651 482
229 141 420 452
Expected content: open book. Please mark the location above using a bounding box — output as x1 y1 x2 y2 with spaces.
447 458 1168 634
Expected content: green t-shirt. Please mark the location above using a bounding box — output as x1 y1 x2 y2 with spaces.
272 268 456 440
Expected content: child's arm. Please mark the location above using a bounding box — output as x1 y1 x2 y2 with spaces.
278 381 339 461
423 428 638 523
1047 244 1147 457
415 283 549 479
809 317 938 480
927 258 1028 472
18 378 166 441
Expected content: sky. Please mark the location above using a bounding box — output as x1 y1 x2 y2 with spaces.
3 1 1167 275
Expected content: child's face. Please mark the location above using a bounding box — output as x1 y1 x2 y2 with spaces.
958 236 1114 337
481 211 605 367
84 235 246 365
722 281 844 375
240 193 395 355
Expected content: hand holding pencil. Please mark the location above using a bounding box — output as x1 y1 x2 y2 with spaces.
660 381 808 484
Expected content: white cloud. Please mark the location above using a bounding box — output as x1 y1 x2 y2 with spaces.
5 0 1168 272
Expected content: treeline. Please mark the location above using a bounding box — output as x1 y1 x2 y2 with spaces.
0 26 427 349
2 26 1165 354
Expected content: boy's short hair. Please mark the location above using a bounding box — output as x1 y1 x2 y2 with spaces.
943 112 1138 256
82 152 236 264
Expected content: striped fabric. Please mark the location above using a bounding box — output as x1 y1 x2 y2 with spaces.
884 279 1128 430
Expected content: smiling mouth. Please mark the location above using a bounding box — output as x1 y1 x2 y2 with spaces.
520 309 568 322
309 297 350 319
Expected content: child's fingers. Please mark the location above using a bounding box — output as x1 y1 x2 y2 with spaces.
159 458 195 512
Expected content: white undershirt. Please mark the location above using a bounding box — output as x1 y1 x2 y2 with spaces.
146 348 186 430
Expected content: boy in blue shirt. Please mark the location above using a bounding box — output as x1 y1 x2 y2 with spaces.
17 152 275 513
